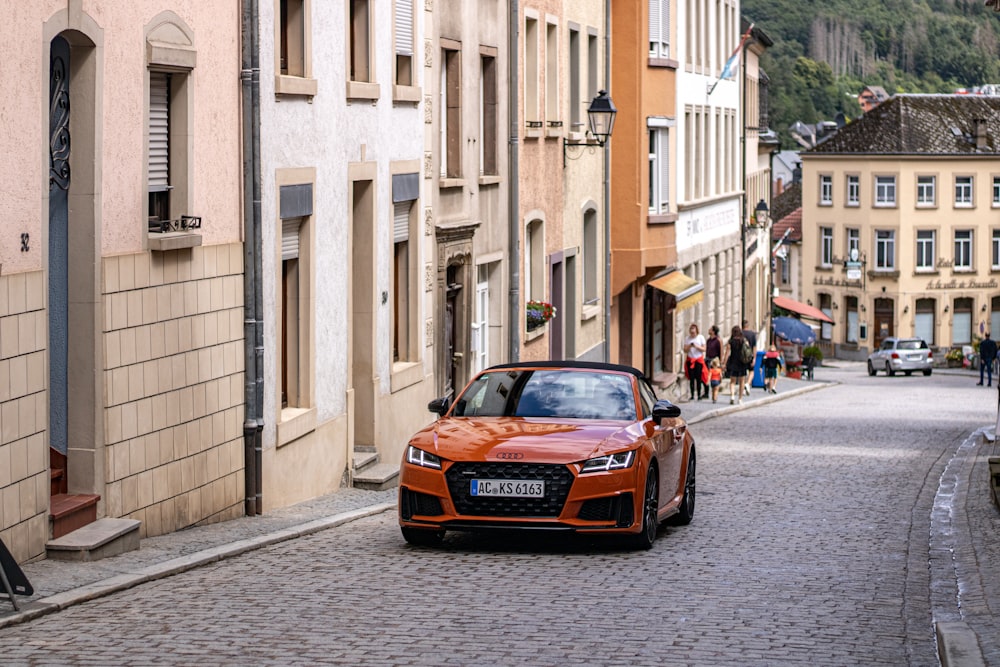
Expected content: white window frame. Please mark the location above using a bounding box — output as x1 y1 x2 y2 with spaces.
955 176 973 208
819 175 832 205
648 0 670 58
648 125 669 214
846 175 859 206
916 175 935 207
472 271 489 373
820 226 833 267
954 229 973 271
875 230 895 270
992 229 1000 270
875 175 896 207
916 230 935 272
993 176 1000 207
847 228 860 260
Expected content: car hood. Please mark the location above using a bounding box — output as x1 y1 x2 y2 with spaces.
409 417 641 464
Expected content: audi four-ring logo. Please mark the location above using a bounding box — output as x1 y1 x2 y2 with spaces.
496 452 524 460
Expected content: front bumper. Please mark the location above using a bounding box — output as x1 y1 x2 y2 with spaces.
398 460 643 534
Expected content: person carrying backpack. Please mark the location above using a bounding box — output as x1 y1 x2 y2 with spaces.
722 325 751 405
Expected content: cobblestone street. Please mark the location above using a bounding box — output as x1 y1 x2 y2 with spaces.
1 363 997 665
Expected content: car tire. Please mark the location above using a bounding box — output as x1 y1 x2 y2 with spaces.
401 527 445 547
886 361 895 377
669 448 696 526
867 361 877 376
904 371 912 376
630 465 659 550
923 369 932 376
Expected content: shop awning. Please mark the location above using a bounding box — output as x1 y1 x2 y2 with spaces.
773 295 834 323
649 271 704 312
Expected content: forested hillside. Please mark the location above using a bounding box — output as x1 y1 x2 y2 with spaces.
743 0 1000 147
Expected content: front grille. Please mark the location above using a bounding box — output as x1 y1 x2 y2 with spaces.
578 493 634 527
400 488 444 520
445 462 574 517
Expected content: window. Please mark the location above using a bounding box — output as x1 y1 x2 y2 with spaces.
569 27 581 132
846 296 858 343
847 228 860 259
955 176 973 207
953 298 973 345
649 0 670 58
524 16 539 124
846 175 859 206
819 175 832 205
875 175 896 206
525 219 544 305
780 255 789 284
472 268 489 373
820 294 832 341
875 230 895 270
440 44 461 179
277 178 314 419
392 172 419 363
147 44 193 230
279 0 305 77
281 217 305 408
583 208 598 304
915 298 935 345
480 51 498 176
954 230 973 270
349 0 372 83
148 71 172 224
545 21 559 126
587 31 599 101
916 230 935 271
394 0 414 86
916 176 935 206
993 229 1000 269
648 127 669 214
993 176 1000 207
820 226 833 266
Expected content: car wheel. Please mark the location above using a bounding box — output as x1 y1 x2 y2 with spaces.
904 370 912 376
886 361 895 377
631 465 659 550
669 448 696 526
867 360 877 376
923 369 932 376
401 527 445 547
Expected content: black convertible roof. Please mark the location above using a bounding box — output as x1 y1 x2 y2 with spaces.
485 360 646 379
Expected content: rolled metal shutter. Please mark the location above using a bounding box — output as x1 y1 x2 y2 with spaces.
148 72 170 191
395 0 413 56
394 202 409 244
282 219 300 260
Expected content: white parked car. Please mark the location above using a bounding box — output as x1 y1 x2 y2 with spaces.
867 337 933 377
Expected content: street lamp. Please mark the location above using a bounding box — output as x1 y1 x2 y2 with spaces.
754 199 770 227
564 90 617 167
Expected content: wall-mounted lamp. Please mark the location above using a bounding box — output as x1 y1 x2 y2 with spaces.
861 304 867 312
832 302 839 310
752 199 770 227
563 90 617 167
983 304 989 312
903 305 909 314
806 299 813 306
944 305 950 313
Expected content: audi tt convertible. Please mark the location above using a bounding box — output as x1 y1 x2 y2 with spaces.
398 361 696 549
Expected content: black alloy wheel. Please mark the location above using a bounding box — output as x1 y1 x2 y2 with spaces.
867 360 877 376
670 448 696 526
923 369 932 376
631 465 659 550
401 527 445 547
886 361 895 377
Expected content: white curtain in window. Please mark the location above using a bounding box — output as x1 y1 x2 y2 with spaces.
953 312 972 345
847 310 858 343
915 312 934 345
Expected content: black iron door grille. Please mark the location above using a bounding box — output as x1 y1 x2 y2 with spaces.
445 462 574 517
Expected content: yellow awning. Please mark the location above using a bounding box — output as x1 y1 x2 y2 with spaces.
649 271 704 312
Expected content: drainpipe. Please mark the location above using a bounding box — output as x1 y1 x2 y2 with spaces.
603 0 611 362
508 0 520 362
241 0 264 515
739 33 749 326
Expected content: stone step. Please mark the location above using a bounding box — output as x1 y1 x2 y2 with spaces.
49 493 100 539
352 462 400 491
46 517 141 562
352 450 379 472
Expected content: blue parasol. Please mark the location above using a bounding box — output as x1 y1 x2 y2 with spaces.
772 316 816 345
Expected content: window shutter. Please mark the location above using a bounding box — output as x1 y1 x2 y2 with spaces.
659 130 669 212
282 219 300 260
394 202 410 244
395 0 413 56
148 72 170 192
648 0 660 48
661 0 670 50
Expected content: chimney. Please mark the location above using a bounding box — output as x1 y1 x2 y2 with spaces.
975 118 987 150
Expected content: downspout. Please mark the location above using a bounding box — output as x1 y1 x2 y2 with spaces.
241 0 264 515
251 0 264 515
603 0 612 362
739 35 748 326
508 0 520 362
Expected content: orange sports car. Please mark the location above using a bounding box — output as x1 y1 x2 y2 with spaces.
398 361 696 549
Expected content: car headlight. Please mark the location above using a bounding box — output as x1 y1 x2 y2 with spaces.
580 450 635 474
406 445 442 470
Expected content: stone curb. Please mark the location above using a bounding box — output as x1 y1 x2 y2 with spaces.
684 380 834 425
0 503 396 630
936 621 986 667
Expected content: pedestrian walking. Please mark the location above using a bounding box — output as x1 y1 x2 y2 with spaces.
684 323 708 400
705 325 722 369
741 320 758 394
722 325 751 404
978 332 998 387
708 357 723 403
762 344 783 394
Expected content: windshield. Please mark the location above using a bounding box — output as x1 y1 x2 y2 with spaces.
451 369 637 420
897 339 928 350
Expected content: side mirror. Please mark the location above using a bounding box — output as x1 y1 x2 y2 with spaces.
651 399 681 422
428 397 450 417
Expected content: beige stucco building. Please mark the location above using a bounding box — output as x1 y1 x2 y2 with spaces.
1 1 243 563
801 95 1000 358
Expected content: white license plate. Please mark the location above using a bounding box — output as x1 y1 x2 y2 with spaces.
908 354 922 360
470 479 545 498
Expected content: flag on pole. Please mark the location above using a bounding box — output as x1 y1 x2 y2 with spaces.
708 23 754 95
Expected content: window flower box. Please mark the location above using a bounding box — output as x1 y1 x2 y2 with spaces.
526 300 556 332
